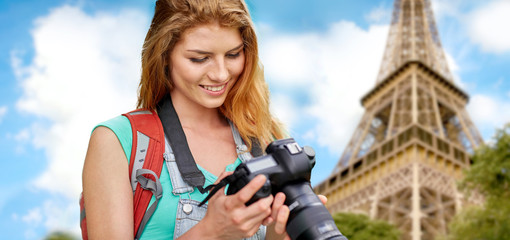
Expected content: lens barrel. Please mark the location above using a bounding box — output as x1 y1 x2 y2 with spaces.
282 183 347 240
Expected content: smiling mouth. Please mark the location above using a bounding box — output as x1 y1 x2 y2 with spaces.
201 83 227 92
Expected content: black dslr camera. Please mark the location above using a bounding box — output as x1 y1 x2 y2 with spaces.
226 138 347 240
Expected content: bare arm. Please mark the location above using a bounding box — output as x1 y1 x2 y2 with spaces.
82 126 134 239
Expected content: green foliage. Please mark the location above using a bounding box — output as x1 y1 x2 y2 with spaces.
461 124 510 200
441 124 510 240
333 212 400 240
444 204 510 240
43 231 78 240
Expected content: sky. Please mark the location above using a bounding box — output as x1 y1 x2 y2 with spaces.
1 0 509 239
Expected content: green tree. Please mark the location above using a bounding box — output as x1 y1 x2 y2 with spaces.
44 231 78 240
333 212 400 240
440 124 510 240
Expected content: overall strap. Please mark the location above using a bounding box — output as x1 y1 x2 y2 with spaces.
229 119 255 162
164 136 195 194
123 110 165 240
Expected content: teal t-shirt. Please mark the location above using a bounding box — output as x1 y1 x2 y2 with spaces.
97 115 242 239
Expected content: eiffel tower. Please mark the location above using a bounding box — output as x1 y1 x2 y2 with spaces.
314 0 484 239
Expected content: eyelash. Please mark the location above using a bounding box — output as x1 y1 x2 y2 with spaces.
190 57 208 63
189 51 242 63
227 52 241 58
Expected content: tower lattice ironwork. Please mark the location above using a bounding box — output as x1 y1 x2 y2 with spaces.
314 1 483 239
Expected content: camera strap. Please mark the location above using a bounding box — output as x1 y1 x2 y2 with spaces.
198 169 247 206
157 95 209 193
157 95 262 194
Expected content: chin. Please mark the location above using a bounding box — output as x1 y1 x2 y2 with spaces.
201 99 227 109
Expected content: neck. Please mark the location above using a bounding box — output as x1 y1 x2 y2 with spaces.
169 92 227 129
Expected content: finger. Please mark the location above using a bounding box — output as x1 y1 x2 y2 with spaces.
231 174 267 206
254 198 274 230
264 192 285 226
262 216 274 226
233 194 273 233
274 205 290 234
318 195 327 205
245 193 273 220
272 192 286 219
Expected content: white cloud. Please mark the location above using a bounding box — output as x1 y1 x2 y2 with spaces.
443 51 466 88
22 208 43 226
430 0 464 20
258 30 321 86
17 199 80 239
365 4 391 24
0 106 7 123
14 128 31 142
5 128 32 154
259 21 388 155
467 0 510 53
13 5 148 198
42 199 80 234
12 4 149 235
467 94 510 139
270 93 299 130
13 128 31 154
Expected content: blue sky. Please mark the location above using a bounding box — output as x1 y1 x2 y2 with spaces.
1 0 509 239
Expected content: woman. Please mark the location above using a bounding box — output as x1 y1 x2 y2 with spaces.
82 0 294 239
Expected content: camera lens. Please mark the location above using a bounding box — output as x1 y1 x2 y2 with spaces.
282 183 347 240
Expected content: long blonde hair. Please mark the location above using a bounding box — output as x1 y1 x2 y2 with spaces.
137 0 285 150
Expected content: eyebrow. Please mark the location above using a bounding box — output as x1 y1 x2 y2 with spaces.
187 43 244 54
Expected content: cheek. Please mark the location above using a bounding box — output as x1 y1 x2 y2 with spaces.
171 61 200 85
232 55 246 78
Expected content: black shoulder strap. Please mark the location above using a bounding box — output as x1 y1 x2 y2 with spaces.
157 94 265 193
157 95 206 191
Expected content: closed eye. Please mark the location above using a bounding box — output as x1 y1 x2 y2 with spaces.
190 57 209 63
226 51 242 59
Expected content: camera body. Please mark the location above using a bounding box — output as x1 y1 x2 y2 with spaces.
226 138 346 240
227 138 315 204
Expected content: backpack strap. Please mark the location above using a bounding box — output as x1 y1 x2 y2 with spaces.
123 109 165 240
79 193 88 240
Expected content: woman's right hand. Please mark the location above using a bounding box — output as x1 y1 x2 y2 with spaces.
179 172 273 239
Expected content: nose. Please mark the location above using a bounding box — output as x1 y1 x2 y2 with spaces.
208 58 229 82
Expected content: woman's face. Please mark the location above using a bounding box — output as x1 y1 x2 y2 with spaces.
169 22 245 110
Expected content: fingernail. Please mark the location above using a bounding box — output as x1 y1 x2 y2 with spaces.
256 174 266 182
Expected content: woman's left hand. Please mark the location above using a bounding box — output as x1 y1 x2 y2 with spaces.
265 194 328 240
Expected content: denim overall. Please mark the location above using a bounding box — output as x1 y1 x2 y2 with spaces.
164 121 266 240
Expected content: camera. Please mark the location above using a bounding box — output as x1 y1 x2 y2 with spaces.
226 138 347 240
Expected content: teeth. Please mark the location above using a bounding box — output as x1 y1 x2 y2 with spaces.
203 84 226 92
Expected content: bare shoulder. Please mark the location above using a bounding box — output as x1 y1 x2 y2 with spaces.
89 126 123 153
82 126 134 238
83 126 128 179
